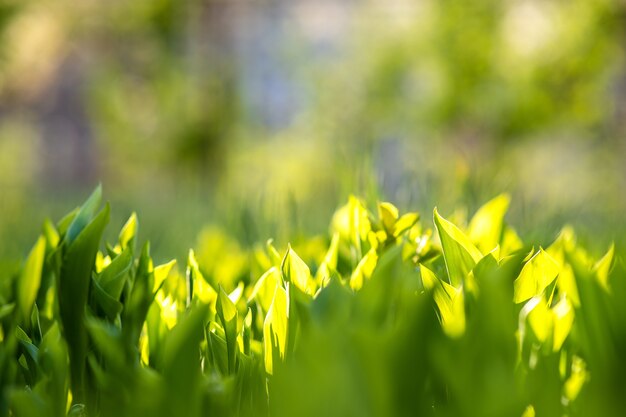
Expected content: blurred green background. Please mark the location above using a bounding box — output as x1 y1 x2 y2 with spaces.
1 0 625 262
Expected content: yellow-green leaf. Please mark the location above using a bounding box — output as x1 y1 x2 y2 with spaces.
513 248 560 303
98 245 132 300
468 194 510 254
564 356 588 401
263 285 289 375
217 286 237 323
266 239 283 267
188 249 217 305
18 236 46 321
315 233 340 287
393 212 420 238
249 267 282 313
331 196 371 256
552 297 574 351
521 405 535 417
500 225 523 257
547 235 580 306
420 263 439 291
154 259 177 293
349 249 378 291
420 264 465 338
228 281 244 304
281 246 316 296
378 201 399 235
42 219 59 248
216 286 238 374
527 297 552 343
557 263 580 307
118 212 138 250
593 243 614 291
433 208 483 287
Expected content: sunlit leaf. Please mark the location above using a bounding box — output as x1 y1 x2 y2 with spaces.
216 286 238 374
468 194 510 254
420 263 465 338
249 267 282 313
433 207 483 286
500 225 524 257
188 249 217 305
527 297 552 343
593 243 614 291
513 248 560 303
557 263 580 307
552 297 574 351
154 259 177 293
266 239 283 267
378 201 399 235
349 249 378 291
97 244 132 300
118 212 138 250
393 212 420 238
121 241 156 349
263 285 288 375
547 233 580 306
564 356 588 402
315 233 340 287
42 218 60 248
207 322 229 375
521 405 535 417
281 246 316 296
331 196 371 257
228 281 244 304
241 307 253 355
17 235 46 322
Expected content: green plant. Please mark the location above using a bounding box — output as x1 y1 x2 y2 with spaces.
0 188 624 416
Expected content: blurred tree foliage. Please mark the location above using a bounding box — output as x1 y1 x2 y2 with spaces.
0 0 625 260
293 0 626 237
83 0 240 181
0 2 18 59
307 0 623 146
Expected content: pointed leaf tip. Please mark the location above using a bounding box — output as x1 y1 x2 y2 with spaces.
433 207 482 287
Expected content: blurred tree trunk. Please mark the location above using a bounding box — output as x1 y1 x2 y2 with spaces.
38 55 96 188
